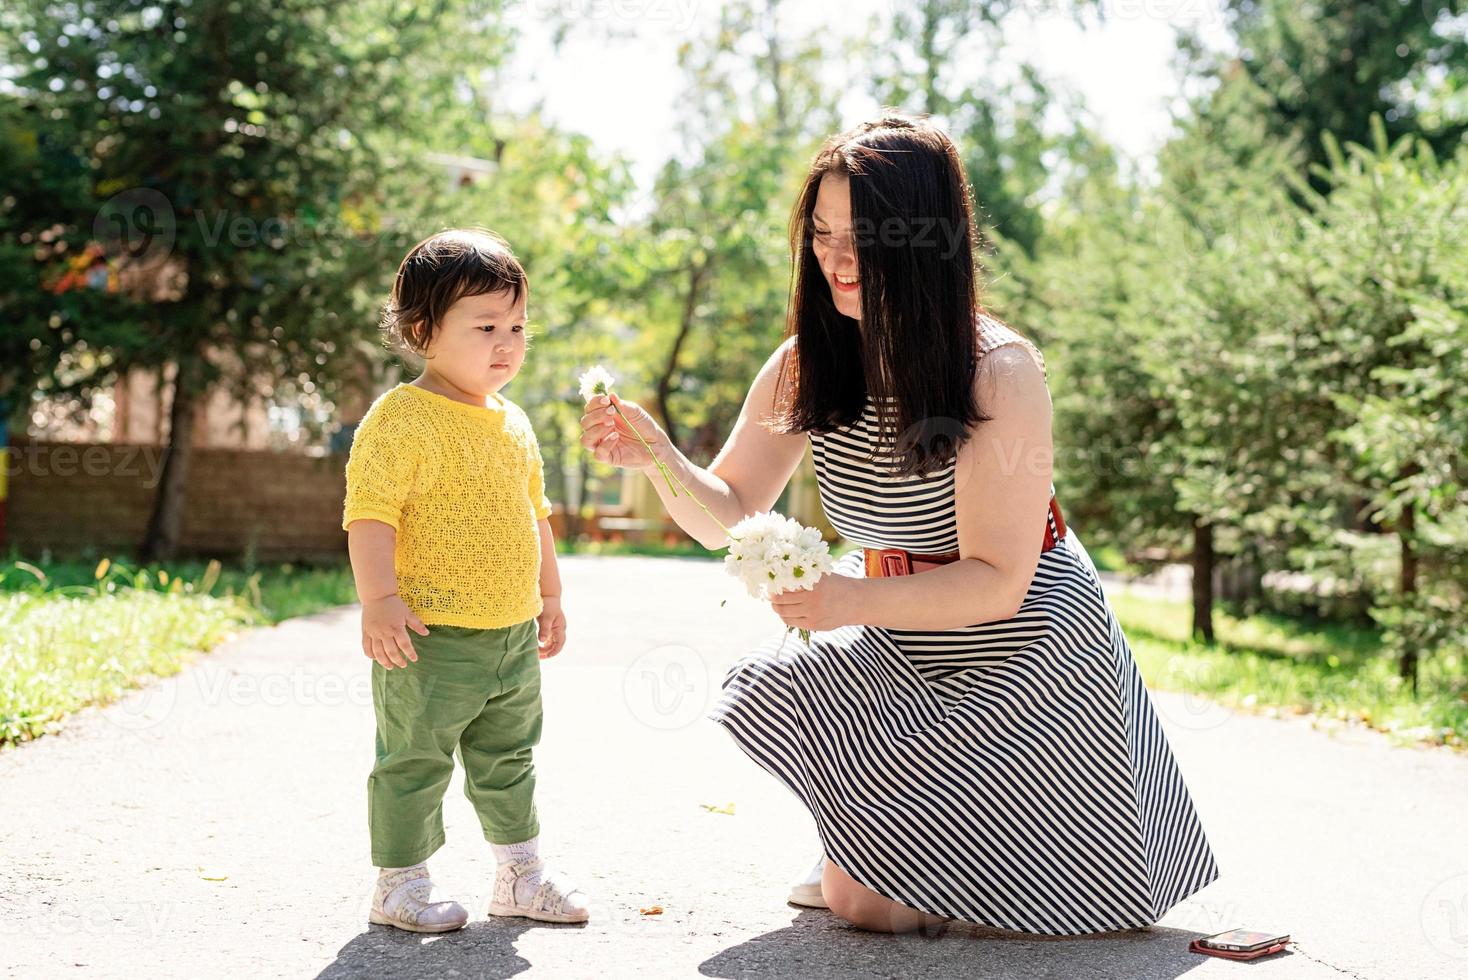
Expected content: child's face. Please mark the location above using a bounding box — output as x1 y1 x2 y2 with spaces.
423 288 528 396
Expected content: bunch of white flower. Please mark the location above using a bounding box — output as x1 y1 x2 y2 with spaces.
723 512 834 643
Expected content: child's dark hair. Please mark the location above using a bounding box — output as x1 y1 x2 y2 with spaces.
381 228 527 355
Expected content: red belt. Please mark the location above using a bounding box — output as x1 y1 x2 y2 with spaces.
863 496 1067 578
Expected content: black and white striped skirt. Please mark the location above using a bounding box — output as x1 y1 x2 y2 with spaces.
707 533 1221 936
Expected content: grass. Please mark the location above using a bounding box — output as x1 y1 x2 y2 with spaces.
0 560 253 747
1 556 360 624
1111 590 1468 751
0 556 361 749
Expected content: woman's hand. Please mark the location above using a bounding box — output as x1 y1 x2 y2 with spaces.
769 574 862 633
537 595 567 659
361 593 429 669
579 393 666 471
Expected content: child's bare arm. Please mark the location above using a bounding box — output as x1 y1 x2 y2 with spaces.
347 519 428 669
535 517 566 658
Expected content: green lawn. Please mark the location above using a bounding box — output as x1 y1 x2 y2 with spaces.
0 556 359 749
1112 590 1467 751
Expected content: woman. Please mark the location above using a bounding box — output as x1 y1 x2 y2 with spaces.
579 114 1220 936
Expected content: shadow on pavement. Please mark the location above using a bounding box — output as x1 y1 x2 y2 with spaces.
317 917 566 979
700 909 1229 979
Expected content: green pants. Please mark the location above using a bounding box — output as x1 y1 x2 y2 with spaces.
368 617 542 867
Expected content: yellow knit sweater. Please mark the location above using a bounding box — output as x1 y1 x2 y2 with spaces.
341 383 554 628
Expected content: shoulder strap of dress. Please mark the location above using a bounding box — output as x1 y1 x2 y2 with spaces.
973 313 1047 378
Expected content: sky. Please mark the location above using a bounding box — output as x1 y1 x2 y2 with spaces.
502 0 1235 187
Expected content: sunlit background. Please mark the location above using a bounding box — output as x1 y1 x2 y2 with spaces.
1 0 1465 753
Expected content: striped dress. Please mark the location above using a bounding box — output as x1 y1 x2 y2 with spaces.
707 316 1221 936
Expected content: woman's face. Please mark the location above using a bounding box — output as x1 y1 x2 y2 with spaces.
810 172 861 320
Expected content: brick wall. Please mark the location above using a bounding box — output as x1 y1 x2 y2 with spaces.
6 439 351 561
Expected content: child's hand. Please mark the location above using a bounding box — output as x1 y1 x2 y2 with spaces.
361 593 429 669
537 595 566 659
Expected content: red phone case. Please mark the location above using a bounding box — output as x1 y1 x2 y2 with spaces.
1189 938 1290 961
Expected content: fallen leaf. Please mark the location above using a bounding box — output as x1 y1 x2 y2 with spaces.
196 866 228 881
639 905 664 915
699 802 735 815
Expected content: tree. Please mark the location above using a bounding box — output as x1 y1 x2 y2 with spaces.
869 0 1101 258
612 0 840 459
1282 123 1468 690
0 93 87 422
0 0 512 559
983 136 1187 572
1184 0 1468 189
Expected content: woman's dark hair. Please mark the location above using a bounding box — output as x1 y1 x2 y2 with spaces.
771 113 993 477
381 228 527 355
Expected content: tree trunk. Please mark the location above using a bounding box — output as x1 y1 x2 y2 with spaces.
139 352 205 562
655 262 706 451
1191 518 1216 644
1398 477 1419 695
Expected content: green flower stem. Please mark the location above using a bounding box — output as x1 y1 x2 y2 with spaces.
600 387 817 639
605 392 737 542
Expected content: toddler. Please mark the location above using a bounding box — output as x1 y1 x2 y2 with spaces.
342 228 588 931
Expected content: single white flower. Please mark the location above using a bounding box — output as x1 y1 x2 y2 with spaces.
578 365 616 402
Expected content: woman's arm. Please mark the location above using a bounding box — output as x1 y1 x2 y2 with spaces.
839 344 1055 631
582 338 808 549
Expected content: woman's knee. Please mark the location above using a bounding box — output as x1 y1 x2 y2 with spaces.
822 862 896 931
822 861 951 935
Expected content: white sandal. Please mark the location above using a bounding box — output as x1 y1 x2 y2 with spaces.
488 856 590 924
368 864 469 933
787 853 829 909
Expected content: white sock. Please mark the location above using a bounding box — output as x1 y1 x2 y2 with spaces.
492 835 542 905
378 862 425 877
491 834 540 866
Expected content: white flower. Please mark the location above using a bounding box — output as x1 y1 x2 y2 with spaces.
578 365 616 402
723 510 834 604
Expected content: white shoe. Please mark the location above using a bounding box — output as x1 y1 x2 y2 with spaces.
488 856 590 924
787 853 829 909
368 863 469 933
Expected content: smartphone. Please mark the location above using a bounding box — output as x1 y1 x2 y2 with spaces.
1198 928 1290 952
